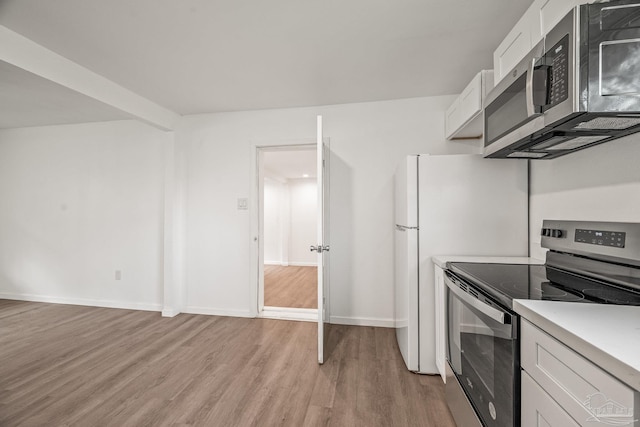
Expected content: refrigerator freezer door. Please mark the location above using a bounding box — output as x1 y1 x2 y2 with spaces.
394 155 418 228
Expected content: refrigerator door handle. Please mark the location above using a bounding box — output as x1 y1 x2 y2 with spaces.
395 224 418 231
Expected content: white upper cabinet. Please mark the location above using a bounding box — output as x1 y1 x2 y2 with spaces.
493 10 537 86
445 70 494 140
535 0 578 43
494 0 593 86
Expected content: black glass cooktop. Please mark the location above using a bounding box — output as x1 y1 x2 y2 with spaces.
448 262 640 310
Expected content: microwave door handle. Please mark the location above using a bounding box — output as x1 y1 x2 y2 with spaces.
445 277 509 324
525 57 538 117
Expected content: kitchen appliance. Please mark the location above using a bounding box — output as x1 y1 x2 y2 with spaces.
393 154 528 374
484 0 640 160
444 220 640 427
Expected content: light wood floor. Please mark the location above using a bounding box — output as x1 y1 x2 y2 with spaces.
0 300 455 427
264 265 317 309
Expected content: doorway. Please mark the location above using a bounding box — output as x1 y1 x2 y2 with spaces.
258 146 318 321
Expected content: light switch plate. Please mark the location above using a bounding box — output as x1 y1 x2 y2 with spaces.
237 198 248 210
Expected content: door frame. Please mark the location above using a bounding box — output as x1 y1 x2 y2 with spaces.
250 139 320 320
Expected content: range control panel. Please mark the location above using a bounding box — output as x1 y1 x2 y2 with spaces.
575 229 626 248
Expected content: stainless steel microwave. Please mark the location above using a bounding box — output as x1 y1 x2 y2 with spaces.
484 0 640 159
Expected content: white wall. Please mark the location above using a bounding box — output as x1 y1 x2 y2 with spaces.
288 178 317 266
0 95 481 325
0 120 168 310
529 134 640 260
263 178 285 264
178 95 480 324
264 177 317 266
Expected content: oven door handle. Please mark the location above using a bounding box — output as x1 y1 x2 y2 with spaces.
445 276 509 325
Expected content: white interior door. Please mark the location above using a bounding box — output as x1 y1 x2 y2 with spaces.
314 115 330 364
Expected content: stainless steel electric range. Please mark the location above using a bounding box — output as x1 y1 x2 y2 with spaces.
443 220 640 427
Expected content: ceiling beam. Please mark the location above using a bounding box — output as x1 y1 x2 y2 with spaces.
0 25 180 131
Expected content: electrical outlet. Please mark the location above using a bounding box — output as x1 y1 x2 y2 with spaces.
115 270 122 280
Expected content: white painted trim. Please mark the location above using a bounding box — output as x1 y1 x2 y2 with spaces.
281 181 290 266
288 262 318 267
330 316 395 328
184 306 254 318
260 306 318 322
161 308 180 318
0 25 180 131
162 134 185 318
0 292 162 312
264 261 317 267
251 140 317 318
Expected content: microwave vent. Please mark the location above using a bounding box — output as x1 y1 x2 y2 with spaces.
545 135 610 150
573 116 640 130
507 152 547 158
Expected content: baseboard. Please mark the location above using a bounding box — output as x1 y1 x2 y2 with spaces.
330 316 395 328
264 261 317 267
183 306 254 318
0 292 162 312
161 308 181 317
260 306 317 322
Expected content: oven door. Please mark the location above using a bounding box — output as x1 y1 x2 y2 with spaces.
445 272 519 427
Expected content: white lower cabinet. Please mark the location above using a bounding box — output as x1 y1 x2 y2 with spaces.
520 320 637 427
434 264 446 383
522 371 580 427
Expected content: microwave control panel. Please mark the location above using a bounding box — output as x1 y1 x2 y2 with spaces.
545 35 569 109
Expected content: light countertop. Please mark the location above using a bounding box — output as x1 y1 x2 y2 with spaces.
514 300 640 392
432 255 544 269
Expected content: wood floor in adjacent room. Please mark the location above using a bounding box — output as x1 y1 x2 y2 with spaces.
264 265 317 308
0 300 455 427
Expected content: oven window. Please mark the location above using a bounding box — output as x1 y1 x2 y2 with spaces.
447 286 517 427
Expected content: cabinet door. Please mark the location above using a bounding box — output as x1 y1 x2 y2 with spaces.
534 0 577 40
522 371 581 427
459 73 482 126
445 71 491 139
521 320 636 425
493 10 536 85
434 265 446 382
444 98 461 139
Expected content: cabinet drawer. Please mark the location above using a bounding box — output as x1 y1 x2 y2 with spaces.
522 371 580 427
521 320 635 426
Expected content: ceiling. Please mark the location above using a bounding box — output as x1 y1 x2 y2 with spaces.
0 61 134 128
0 0 534 128
264 149 317 181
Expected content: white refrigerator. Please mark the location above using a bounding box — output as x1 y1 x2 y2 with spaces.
394 154 528 374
